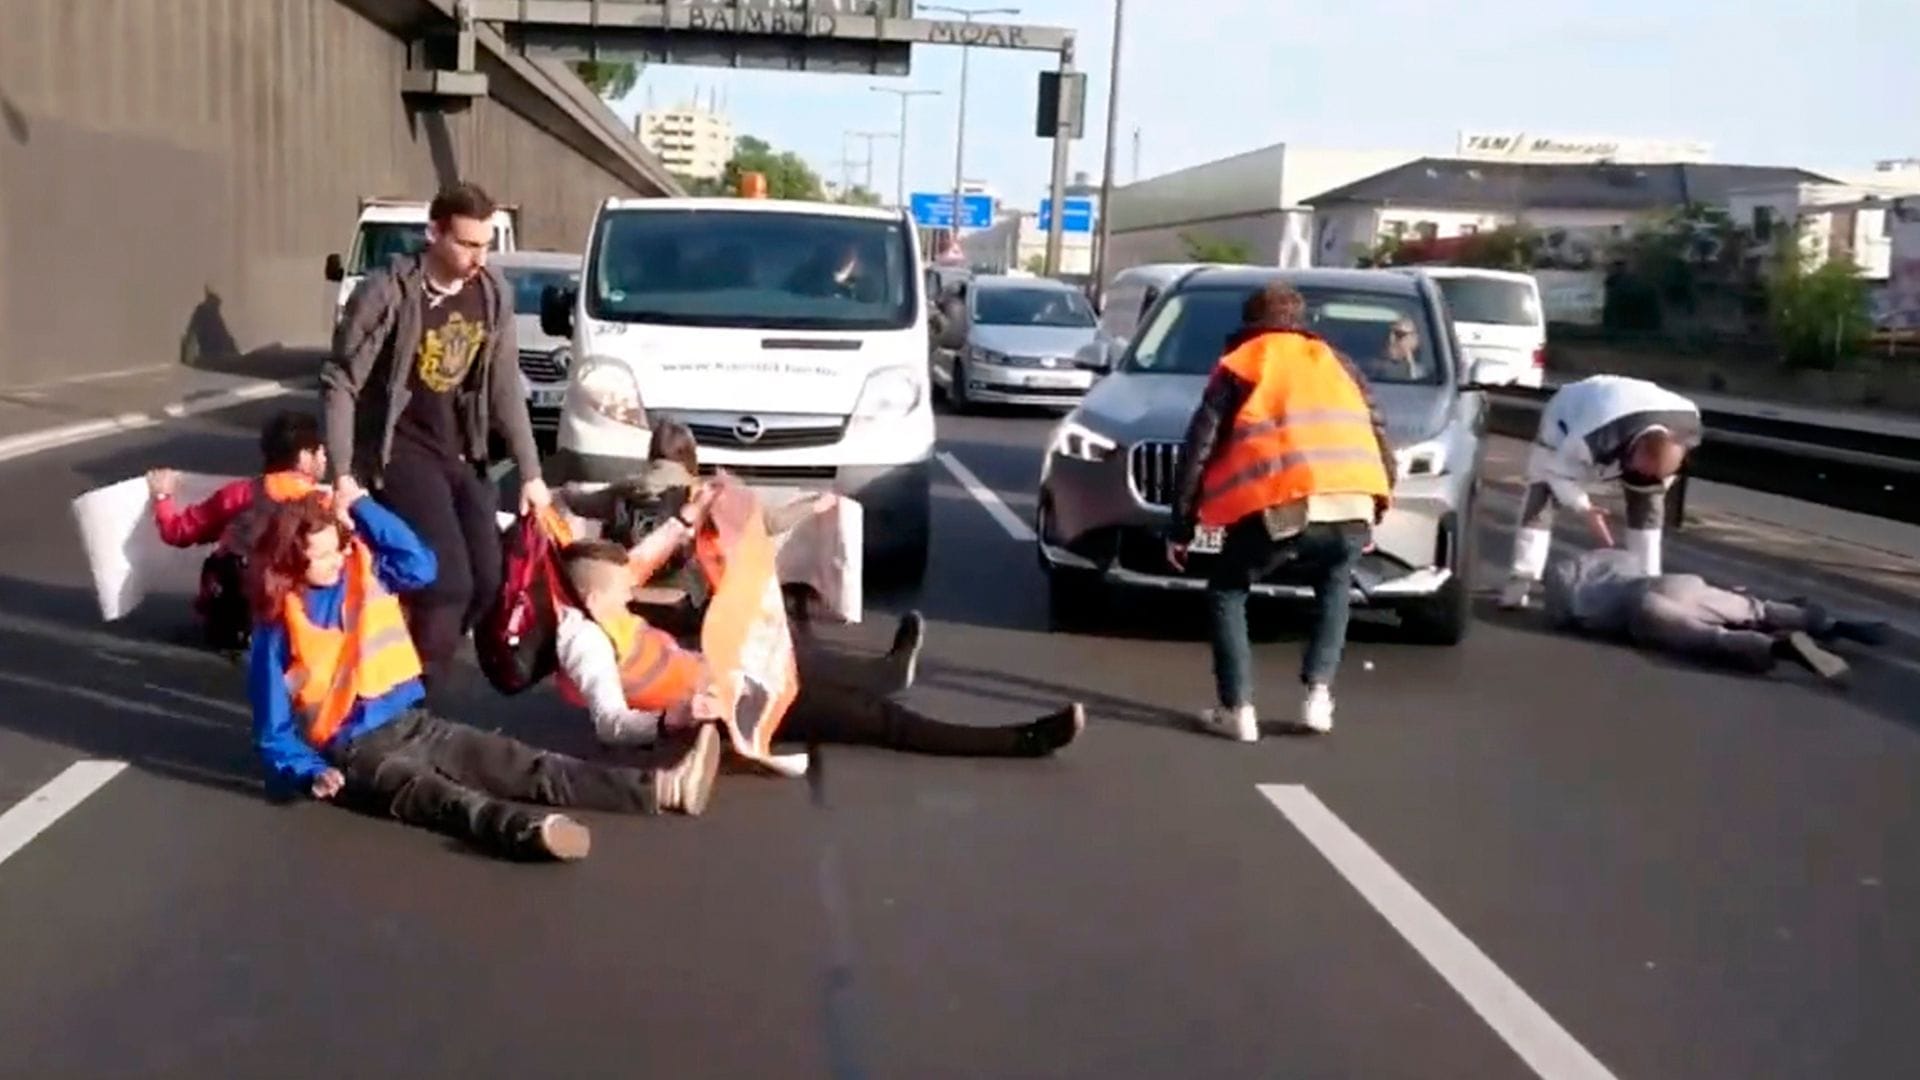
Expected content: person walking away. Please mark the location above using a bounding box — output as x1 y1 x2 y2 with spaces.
1500 374 1700 610
556 536 1083 758
1168 282 1396 740
245 490 719 862
147 410 329 650
322 182 550 697
1542 547 1887 681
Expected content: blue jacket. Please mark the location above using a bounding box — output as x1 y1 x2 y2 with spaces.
248 499 437 792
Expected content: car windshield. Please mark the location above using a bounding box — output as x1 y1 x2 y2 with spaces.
1124 284 1446 385
588 209 915 331
350 223 427 274
1435 276 1539 326
503 267 580 316
974 286 1095 328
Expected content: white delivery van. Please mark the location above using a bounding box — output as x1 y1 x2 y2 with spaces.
323 197 519 324
1415 266 1547 388
544 196 934 581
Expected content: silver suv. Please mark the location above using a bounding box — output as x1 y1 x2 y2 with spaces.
1035 267 1491 644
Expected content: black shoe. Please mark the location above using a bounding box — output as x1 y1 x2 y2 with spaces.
885 611 926 693
1829 619 1890 647
1018 703 1086 757
1774 632 1850 682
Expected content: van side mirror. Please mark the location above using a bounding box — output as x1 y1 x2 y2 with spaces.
541 285 577 339
323 254 345 283
935 315 968 353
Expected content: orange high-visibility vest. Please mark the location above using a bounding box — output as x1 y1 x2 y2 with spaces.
558 608 707 713
281 542 424 746
1196 330 1391 528
221 471 320 553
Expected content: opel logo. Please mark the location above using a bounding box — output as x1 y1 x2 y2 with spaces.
732 415 765 444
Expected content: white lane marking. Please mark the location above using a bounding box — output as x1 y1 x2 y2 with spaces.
936 451 1035 541
0 379 306 465
0 761 127 869
1259 785 1618 1080
143 683 252 719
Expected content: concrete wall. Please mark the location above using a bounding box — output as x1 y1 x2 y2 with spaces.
0 0 676 389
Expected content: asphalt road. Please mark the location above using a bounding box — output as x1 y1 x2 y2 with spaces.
2 399 1918 1080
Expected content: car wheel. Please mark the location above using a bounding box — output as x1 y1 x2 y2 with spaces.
1400 506 1475 646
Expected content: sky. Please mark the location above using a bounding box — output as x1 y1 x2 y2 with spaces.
609 0 1920 211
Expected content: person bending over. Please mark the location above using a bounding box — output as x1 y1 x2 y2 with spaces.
1543 548 1887 682
555 535 1084 758
245 490 719 863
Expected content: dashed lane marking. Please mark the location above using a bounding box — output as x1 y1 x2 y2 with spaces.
1260 784 1619 1080
0 761 127 870
935 451 1035 542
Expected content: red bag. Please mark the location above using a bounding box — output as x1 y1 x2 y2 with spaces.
477 509 575 696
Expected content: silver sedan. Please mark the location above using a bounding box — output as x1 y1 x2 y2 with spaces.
931 275 1100 411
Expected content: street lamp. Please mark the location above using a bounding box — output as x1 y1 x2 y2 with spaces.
871 86 942 212
1093 0 1126 306
847 130 898 199
923 4 1020 248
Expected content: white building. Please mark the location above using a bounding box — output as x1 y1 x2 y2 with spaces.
635 103 735 182
1454 130 1713 165
1729 162 1920 281
1101 144 1418 284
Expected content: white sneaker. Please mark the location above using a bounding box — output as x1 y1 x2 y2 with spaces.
1498 578 1532 610
1198 704 1259 743
1301 686 1334 734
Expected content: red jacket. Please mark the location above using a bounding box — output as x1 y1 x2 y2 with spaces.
153 479 257 549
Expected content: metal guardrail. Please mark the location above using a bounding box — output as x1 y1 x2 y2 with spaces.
1482 386 1920 527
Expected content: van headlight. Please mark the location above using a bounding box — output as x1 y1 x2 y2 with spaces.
1050 419 1117 463
1394 438 1448 478
570 356 646 427
852 366 922 419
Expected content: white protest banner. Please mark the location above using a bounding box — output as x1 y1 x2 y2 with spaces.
71 473 243 622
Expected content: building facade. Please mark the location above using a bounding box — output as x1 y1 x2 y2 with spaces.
636 105 735 181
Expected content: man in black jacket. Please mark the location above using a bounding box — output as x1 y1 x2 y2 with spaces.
322 182 551 696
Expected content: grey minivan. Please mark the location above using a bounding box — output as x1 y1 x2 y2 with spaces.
1035 266 1492 644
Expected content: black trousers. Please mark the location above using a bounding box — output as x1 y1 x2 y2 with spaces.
779 644 1036 757
377 448 502 692
326 710 661 857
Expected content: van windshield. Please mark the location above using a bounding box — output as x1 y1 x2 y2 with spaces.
1435 277 1539 326
350 223 427 274
502 267 580 316
588 209 916 331
1125 284 1445 385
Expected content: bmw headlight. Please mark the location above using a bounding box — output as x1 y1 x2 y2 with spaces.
1050 419 1117 463
571 355 646 427
852 365 923 419
1394 437 1449 478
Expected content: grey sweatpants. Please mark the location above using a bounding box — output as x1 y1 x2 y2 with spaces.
1628 575 1827 670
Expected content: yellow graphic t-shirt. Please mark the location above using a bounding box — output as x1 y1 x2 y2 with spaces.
395 284 490 458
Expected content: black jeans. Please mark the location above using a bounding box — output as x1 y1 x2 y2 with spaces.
326 710 661 857
377 448 501 693
779 644 1037 757
1206 517 1368 706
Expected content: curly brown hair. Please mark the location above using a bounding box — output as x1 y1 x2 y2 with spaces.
245 493 344 624
1241 281 1307 329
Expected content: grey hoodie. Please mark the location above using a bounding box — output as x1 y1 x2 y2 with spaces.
321 252 542 485
1543 548 1653 637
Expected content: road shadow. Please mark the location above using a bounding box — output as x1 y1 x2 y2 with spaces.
913 657 1192 733
0 82 28 145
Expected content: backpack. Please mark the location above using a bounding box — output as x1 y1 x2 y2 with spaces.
198 551 252 653
476 510 575 695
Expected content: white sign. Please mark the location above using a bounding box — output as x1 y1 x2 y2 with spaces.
72 473 242 622
1532 269 1606 326
1457 131 1712 164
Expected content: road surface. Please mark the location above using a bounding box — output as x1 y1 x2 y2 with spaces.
1 399 1916 1080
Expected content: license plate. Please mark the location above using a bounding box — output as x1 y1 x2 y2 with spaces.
1189 525 1225 554
1025 372 1081 389
528 386 565 408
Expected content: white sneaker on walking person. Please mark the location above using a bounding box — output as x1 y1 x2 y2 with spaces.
1198 704 1259 743
1301 685 1334 734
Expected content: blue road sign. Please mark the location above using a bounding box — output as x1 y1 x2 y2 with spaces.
1038 196 1096 234
910 192 994 230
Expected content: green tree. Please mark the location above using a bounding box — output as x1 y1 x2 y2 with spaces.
1180 232 1255 264
838 186 884 207
1766 224 1873 370
571 61 640 101
1023 254 1047 275
723 136 826 201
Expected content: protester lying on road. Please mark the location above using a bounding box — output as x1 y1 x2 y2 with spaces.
555 534 1085 758
147 410 327 652
245 489 720 862
1543 548 1888 681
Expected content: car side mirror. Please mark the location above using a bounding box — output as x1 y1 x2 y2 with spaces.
935 315 968 352
1074 341 1115 373
1459 358 1502 391
323 253 345 283
540 284 577 340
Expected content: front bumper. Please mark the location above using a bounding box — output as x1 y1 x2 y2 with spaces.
958 361 1092 407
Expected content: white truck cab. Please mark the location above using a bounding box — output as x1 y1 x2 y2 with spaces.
543 196 934 581
323 197 519 323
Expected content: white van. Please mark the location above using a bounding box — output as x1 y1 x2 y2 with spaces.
545 197 934 580
323 197 519 324
1412 267 1546 388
